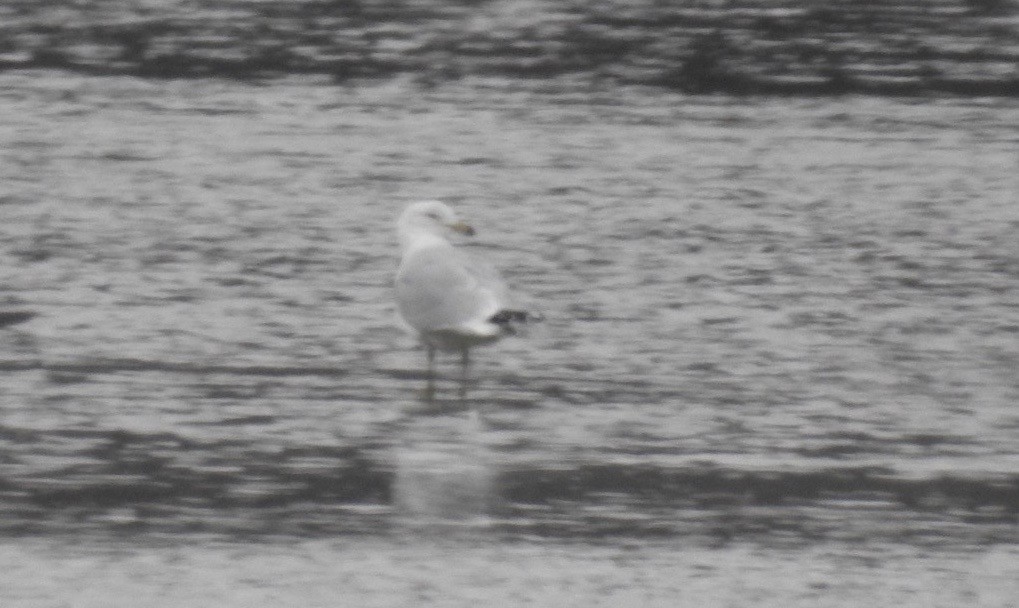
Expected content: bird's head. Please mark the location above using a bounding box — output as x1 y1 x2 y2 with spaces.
398 200 475 242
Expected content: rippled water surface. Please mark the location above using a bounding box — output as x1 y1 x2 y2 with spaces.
1 71 1017 604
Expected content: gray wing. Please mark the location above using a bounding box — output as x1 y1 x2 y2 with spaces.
395 244 507 332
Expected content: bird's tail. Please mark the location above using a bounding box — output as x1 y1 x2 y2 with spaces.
489 309 543 335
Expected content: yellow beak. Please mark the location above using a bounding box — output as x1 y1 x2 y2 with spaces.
449 221 475 236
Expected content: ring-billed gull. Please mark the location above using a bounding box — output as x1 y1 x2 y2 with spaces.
395 200 531 399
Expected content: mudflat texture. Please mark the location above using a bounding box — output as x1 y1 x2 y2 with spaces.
0 71 1017 604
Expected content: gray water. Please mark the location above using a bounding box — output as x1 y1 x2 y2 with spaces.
1 72 1017 605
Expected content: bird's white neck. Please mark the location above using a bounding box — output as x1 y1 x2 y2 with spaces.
398 229 450 256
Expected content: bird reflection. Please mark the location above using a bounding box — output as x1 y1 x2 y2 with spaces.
391 409 498 528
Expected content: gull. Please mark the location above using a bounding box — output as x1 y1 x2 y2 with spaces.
395 200 531 399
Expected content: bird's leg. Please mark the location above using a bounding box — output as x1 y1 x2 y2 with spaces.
458 347 470 400
424 345 436 403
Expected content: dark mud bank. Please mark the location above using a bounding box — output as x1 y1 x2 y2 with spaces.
1 0 1018 95
2 415 1017 543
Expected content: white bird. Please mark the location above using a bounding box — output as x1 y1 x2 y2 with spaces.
395 200 531 399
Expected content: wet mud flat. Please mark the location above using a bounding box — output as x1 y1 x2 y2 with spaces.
0 71 1018 603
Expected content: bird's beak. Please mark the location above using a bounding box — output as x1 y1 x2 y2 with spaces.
449 221 475 236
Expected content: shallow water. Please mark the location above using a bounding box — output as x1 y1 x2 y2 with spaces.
0 71 1017 603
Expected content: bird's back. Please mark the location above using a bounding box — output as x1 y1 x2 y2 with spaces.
396 243 506 342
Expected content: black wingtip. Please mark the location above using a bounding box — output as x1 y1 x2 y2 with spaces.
489 309 542 334
0 311 35 328
489 310 529 324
